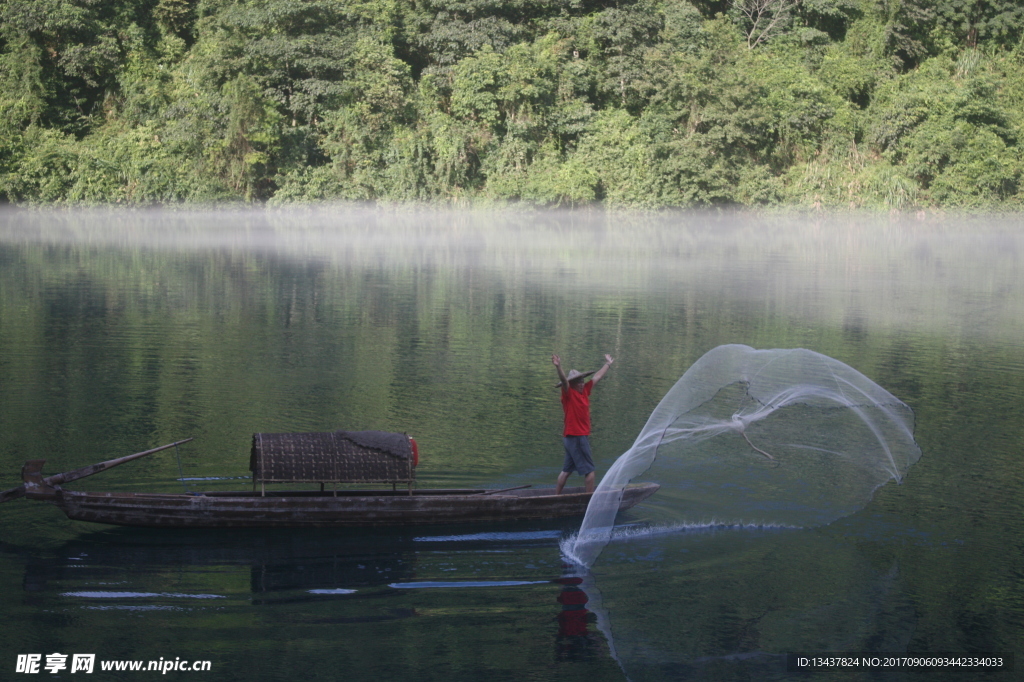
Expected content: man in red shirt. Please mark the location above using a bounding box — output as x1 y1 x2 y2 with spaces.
552 353 614 494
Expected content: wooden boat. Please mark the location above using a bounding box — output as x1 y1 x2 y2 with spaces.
1 434 659 528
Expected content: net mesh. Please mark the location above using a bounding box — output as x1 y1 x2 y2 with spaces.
569 345 922 567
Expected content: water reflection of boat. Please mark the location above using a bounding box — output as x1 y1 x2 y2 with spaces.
13 529 421 618
3 434 659 528
20 530 418 595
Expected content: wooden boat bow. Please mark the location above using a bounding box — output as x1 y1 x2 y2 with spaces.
0 439 194 504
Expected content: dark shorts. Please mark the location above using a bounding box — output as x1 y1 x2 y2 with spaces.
562 436 595 476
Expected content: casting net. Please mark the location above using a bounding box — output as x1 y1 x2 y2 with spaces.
568 345 922 567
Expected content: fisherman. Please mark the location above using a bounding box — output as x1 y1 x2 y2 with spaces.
552 353 614 494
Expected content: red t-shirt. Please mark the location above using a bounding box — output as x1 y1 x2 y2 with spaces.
560 381 593 436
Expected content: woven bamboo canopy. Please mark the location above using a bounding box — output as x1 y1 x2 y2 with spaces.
250 431 415 486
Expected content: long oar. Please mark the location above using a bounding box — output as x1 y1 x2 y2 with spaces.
0 438 194 504
472 484 532 496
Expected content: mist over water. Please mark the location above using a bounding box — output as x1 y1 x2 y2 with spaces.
1 207 1022 681
3 207 1022 336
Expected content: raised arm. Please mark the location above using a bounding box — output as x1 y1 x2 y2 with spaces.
552 354 569 390
590 354 614 385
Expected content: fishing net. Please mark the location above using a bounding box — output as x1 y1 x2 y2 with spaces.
569 345 921 567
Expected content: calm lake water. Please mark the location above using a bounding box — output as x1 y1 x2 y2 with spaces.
0 207 1021 681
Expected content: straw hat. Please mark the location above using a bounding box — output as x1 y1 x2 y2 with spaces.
556 369 595 387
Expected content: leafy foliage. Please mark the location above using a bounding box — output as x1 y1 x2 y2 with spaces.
1 0 1024 208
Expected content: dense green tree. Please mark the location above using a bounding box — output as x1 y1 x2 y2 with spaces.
0 0 157 133
869 55 1021 206
936 0 1024 48
798 0 861 42
574 2 661 110
2 0 1024 207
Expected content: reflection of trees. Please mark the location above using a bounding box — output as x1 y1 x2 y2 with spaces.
2 213 1022 503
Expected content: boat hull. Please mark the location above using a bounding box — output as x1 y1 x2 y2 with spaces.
44 484 660 528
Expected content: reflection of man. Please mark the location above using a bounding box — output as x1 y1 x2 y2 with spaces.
552 353 614 494
556 584 590 636
554 570 598 661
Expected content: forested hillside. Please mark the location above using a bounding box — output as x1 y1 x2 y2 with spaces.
1 0 1022 208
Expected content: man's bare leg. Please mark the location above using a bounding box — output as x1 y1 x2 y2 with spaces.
584 471 595 494
555 470 571 495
